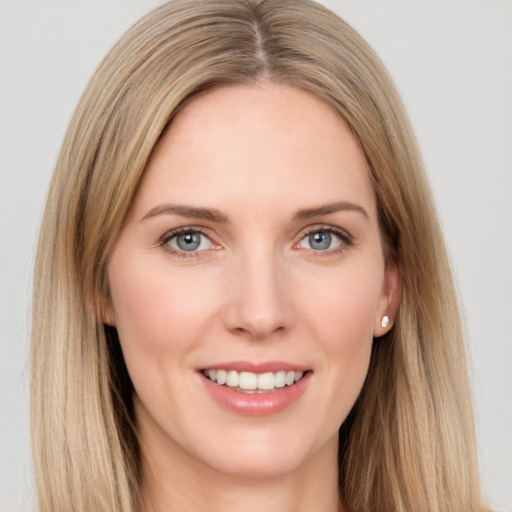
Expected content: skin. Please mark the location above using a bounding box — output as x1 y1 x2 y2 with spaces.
106 83 399 512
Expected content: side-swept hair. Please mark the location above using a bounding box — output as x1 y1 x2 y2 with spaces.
32 1 488 510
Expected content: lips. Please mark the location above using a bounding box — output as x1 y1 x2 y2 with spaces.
198 362 312 416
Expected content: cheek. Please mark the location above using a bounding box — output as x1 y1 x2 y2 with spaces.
108 257 218 363
297 262 382 409
107 257 225 428
300 261 383 344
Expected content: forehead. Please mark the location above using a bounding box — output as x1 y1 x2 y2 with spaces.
132 83 376 219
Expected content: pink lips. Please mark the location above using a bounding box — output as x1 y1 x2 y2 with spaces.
199 361 311 416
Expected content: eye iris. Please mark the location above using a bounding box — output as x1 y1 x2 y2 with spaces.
309 231 331 250
176 232 201 251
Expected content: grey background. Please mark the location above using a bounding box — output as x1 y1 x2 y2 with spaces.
1 1 511 510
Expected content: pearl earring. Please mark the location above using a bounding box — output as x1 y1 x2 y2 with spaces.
381 315 390 328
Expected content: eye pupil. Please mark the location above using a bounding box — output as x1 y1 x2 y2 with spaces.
309 231 331 250
177 233 201 251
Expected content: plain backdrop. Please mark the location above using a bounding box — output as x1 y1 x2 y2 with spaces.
1 1 511 511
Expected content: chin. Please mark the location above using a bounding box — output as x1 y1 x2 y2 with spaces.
182 422 339 480
202 454 312 480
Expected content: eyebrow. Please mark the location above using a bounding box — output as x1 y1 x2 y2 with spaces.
141 204 229 223
141 200 369 224
292 201 369 221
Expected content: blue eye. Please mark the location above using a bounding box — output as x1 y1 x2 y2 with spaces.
308 231 333 250
166 230 212 252
298 228 346 251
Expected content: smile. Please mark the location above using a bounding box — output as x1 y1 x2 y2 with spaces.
202 369 305 393
199 364 312 415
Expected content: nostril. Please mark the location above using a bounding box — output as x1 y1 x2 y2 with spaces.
230 323 286 339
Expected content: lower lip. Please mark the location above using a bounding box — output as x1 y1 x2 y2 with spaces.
200 372 311 416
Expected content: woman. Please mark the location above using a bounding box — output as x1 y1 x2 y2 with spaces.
31 0 490 511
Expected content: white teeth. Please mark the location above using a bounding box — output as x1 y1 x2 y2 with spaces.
238 371 257 390
216 369 227 385
257 372 275 390
274 371 286 388
226 370 239 387
204 369 306 391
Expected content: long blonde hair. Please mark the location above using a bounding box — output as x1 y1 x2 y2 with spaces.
32 1 488 511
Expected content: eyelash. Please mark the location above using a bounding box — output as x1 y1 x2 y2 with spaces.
159 224 354 259
159 227 215 259
298 225 354 256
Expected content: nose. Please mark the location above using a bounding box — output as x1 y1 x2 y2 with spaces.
222 248 293 340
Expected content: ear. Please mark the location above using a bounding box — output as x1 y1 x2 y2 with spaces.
374 261 400 338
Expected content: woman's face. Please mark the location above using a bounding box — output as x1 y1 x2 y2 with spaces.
106 83 397 478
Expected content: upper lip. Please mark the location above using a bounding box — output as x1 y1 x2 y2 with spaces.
198 361 311 373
